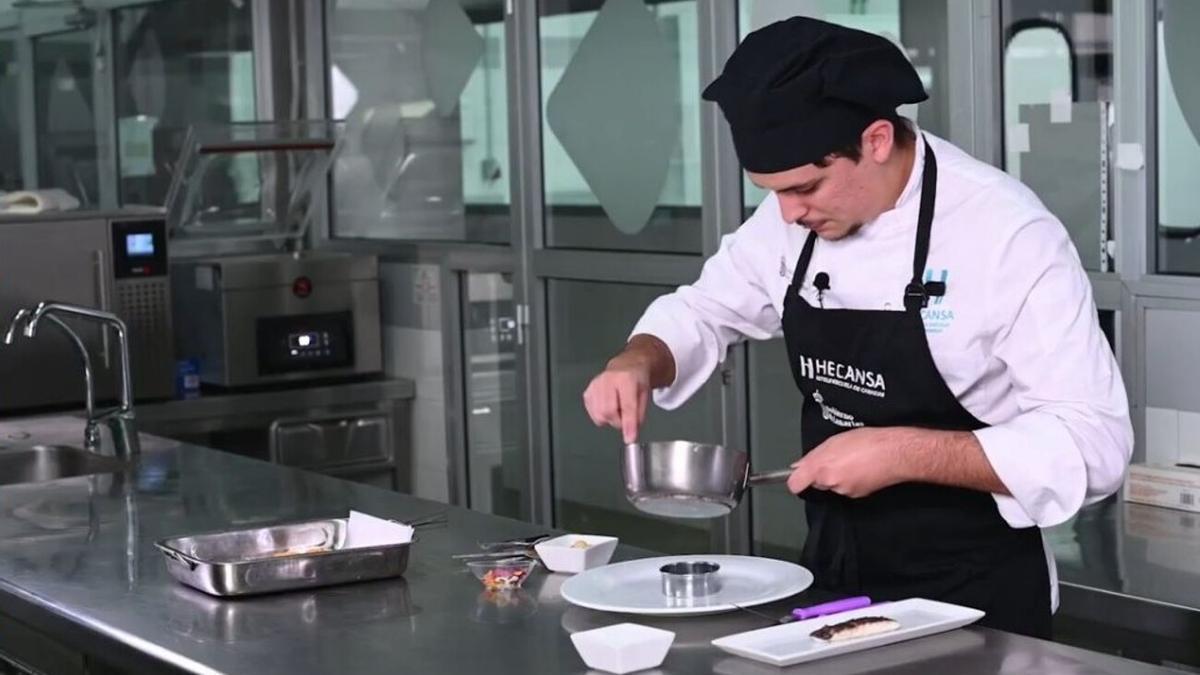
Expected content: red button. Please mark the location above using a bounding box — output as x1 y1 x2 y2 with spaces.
293 276 313 298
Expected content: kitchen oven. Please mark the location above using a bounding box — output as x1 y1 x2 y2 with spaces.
170 251 382 388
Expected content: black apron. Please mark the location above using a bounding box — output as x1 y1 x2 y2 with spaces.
781 140 1052 639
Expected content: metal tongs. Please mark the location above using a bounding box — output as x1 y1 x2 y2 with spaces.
451 533 553 561
403 512 449 530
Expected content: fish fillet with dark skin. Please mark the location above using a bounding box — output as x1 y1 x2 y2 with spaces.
810 616 901 643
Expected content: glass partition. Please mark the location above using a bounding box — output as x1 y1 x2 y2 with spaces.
1156 0 1200 275
538 0 703 253
113 0 256 207
1001 1 1113 271
34 29 97 206
327 0 511 243
0 32 20 192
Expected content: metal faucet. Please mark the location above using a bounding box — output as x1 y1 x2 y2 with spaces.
5 308 104 450
3 302 141 459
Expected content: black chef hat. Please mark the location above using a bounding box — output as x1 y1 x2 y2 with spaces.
702 17 927 173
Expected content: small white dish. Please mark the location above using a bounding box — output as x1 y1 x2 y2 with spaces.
570 622 674 674
535 534 619 574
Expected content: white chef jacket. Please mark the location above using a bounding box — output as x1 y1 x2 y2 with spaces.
630 131 1134 609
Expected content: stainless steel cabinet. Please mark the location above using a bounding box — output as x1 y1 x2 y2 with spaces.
137 379 414 491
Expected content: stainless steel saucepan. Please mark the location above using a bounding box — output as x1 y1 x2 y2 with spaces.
622 441 793 518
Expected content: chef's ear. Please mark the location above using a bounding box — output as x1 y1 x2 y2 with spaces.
860 119 897 165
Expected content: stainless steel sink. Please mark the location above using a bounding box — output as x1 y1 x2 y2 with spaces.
0 445 128 486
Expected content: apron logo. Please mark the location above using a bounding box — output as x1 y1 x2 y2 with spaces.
921 268 955 334
797 355 886 398
812 390 864 428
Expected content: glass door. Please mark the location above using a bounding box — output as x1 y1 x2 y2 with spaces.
457 268 531 520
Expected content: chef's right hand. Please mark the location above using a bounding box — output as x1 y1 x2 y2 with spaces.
582 335 674 444
583 359 650 444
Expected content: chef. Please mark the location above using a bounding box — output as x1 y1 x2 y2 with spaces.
582 17 1132 639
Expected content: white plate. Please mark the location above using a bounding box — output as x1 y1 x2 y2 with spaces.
559 555 813 616
711 598 985 667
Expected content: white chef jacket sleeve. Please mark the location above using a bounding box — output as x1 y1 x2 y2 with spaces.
630 201 784 410
973 213 1133 528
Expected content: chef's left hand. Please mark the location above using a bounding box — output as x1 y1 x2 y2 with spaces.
787 427 907 498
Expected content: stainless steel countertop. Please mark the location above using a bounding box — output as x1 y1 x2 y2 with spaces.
1049 496 1200 651
0 417 1184 675
1051 496 1200 605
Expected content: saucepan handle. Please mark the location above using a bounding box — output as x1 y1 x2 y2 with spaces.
747 468 794 486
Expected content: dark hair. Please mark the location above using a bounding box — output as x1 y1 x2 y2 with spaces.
813 115 916 167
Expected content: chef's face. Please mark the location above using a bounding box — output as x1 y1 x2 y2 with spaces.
747 121 905 241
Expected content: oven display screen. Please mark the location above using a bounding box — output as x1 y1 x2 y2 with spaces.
288 331 323 352
126 233 155 256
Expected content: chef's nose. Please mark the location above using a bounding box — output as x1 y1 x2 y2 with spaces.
778 192 810 225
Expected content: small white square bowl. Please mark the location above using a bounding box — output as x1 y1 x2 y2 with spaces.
535 534 619 574
569 622 674 674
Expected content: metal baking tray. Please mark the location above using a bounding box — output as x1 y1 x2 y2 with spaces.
155 517 411 597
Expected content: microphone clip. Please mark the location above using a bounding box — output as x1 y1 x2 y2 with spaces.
904 280 947 311
814 272 831 308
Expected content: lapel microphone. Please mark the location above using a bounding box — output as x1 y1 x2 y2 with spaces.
814 272 831 308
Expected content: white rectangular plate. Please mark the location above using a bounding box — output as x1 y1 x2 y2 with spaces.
711 598 985 667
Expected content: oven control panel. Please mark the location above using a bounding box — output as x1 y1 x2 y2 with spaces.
257 311 354 375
